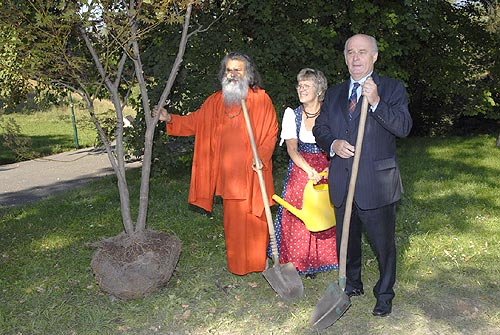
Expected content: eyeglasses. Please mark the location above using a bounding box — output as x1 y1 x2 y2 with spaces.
296 84 315 91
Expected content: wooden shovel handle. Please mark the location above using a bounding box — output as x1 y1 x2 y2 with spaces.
338 96 369 289
241 99 279 264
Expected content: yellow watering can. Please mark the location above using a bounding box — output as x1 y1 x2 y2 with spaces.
272 172 336 232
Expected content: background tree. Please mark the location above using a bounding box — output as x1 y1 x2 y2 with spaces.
476 0 500 145
0 27 31 110
141 0 498 140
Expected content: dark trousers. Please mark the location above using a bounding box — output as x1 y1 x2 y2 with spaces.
335 201 397 303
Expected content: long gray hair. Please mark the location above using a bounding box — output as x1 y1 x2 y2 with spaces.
218 52 263 91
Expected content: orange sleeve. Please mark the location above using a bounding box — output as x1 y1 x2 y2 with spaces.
164 93 223 212
166 110 198 136
253 91 278 166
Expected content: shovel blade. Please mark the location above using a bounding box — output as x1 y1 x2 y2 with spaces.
310 282 351 330
263 262 304 300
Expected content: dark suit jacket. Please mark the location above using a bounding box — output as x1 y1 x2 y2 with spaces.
313 72 412 210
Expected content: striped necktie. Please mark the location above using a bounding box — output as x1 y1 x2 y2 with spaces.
348 82 360 119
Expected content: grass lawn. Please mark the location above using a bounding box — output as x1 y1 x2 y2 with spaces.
0 96 136 164
0 135 499 334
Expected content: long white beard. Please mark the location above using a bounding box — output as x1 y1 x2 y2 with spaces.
222 76 249 106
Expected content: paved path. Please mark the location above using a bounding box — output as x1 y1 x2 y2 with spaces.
0 147 142 207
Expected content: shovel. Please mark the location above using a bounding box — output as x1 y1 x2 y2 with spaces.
310 95 370 329
241 99 304 300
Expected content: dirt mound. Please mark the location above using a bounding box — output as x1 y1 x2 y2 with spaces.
91 229 182 300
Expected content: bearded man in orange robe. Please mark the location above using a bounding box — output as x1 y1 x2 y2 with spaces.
155 52 278 275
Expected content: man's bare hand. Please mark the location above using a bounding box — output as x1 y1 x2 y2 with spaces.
362 76 380 107
153 105 172 123
332 139 355 158
252 158 263 171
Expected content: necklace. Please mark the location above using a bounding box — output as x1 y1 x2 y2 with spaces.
224 107 242 119
302 106 320 119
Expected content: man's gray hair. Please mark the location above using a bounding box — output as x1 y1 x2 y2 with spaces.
344 34 378 56
218 52 263 90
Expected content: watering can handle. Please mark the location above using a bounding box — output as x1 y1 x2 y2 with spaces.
307 170 328 189
240 99 280 264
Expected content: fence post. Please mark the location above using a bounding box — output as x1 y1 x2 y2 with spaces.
69 92 80 149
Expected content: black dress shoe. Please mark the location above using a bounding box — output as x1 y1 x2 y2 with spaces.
345 288 364 298
305 273 316 279
372 300 392 317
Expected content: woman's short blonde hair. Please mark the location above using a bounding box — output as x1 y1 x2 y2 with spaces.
297 68 328 102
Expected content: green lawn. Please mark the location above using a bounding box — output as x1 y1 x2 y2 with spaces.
0 135 499 334
0 96 135 164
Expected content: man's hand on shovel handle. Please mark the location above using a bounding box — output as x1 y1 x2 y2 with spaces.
252 157 263 171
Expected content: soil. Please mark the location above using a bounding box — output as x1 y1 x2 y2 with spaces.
91 229 182 300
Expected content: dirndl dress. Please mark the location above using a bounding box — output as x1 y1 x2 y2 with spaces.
268 106 338 275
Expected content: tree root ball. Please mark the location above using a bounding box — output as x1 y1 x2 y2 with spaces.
91 229 182 300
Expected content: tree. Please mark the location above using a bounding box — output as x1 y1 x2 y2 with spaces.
144 0 498 137
476 0 500 145
0 25 34 110
0 0 225 299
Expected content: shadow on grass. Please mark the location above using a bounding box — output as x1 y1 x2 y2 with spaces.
0 134 85 165
392 135 500 334
0 174 113 207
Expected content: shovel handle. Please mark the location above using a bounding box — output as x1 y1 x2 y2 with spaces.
241 99 280 264
338 96 369 290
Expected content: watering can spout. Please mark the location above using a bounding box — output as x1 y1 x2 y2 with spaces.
272 194 305 221
272 179 336 232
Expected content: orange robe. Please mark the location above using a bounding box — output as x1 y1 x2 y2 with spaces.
166 88 278 275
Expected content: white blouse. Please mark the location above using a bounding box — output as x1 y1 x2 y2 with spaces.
279 107 317 146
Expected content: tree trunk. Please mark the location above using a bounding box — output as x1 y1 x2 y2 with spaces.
133 2 194 232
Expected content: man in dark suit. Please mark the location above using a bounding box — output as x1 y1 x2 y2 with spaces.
313 34 412 317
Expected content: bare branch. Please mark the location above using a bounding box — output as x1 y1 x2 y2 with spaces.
79 23 134 234
187 7 226 38
157 1 195 112
114 49 130 89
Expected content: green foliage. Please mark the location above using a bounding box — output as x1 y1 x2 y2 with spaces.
395 1 498 133
118 0 500 171
0 113 34 161
136 0 499 137
0 1 104 103
0 23 69 112
1 0 499 167
0 28 31 108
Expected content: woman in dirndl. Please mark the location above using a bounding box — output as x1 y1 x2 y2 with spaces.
270 68 338 278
